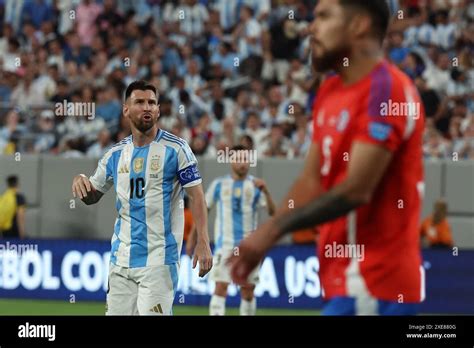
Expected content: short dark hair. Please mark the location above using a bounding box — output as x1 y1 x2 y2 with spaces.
239 134 254 150
339 0 390 43
124 80 158 101
6 175 18 188
231 144 247 152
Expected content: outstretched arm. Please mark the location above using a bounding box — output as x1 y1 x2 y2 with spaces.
229 142 393 285
274 142 392 235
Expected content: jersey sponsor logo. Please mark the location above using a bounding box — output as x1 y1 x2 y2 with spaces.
368 122 392 141
118 164 129 174
133 158 144 173
149 303 163 314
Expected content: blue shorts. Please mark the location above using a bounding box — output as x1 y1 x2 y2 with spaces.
322 296 419 316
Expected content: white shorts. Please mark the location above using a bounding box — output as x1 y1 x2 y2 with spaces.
106 262 179 316
209 248 259 285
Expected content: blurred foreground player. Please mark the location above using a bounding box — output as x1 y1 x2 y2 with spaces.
72 81 212 315
188 145 276 315
230 0 425 315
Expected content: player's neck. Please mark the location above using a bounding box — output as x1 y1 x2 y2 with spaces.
232 173 247 181
338 46 384 86
131 127 159 147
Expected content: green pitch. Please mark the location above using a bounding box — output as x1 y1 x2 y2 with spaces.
0 299 319 316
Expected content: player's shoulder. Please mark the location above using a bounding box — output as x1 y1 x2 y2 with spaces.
318 73 341 94
214 174 232 184
157 130 190 151
370 61 416 96
102 135 132 158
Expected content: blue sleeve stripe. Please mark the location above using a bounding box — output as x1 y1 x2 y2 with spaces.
164 146 179 264
162 133 186 146
161 134 192 163
368 63 393 118
214 180 221 202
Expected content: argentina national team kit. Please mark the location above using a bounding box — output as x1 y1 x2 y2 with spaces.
89 129 202 315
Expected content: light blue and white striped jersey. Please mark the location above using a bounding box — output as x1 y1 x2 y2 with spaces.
89 129 202 268
206 175 267 251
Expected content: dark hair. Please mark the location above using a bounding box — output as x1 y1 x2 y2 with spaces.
239 135 254 150
6 175 18 188
339 0 390 43
124 80 158 101
231 144 247 152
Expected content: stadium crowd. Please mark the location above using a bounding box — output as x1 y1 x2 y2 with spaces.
0 0 472 160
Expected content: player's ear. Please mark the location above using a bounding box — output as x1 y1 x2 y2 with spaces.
123 103 129 119
350 13 372 40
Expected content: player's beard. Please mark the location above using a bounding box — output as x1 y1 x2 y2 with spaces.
131 116 156 134
311 42 351 73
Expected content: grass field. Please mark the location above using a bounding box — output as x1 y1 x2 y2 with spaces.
0 299 319 316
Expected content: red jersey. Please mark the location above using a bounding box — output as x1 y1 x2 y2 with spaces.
312 60 425 303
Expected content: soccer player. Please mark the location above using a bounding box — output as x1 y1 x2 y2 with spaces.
188 145 276 315
72 80 213 315
229 0 425 315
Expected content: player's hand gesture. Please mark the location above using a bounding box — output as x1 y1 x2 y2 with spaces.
193 240 213 277
253 178 268 193
228 221 276 285
72 174 94 199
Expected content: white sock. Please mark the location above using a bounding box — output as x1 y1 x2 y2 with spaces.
240 298 256 316
209 295 226 316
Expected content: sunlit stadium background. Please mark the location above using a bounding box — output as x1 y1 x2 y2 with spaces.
0 0 473 315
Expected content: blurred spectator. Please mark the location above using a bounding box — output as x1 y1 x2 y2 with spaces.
59 137 85 158
388 31 410 65
422 53 451 95
244 111 268 152
238 134 254 150
423 128 451 159
21 0 54 30
87 127 112 158
210 42 239 77
0 109 27 144
190 133 215 157
33 109 57 153
76 0 103 46
262 124 293 159
234 5 263 74
0 0 470 162
95 86 122 125
175 0 209 40
420 199 454 248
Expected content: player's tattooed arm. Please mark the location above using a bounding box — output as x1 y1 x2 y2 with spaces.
273 142 393 236
275 190 359 233
72 174 103 205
